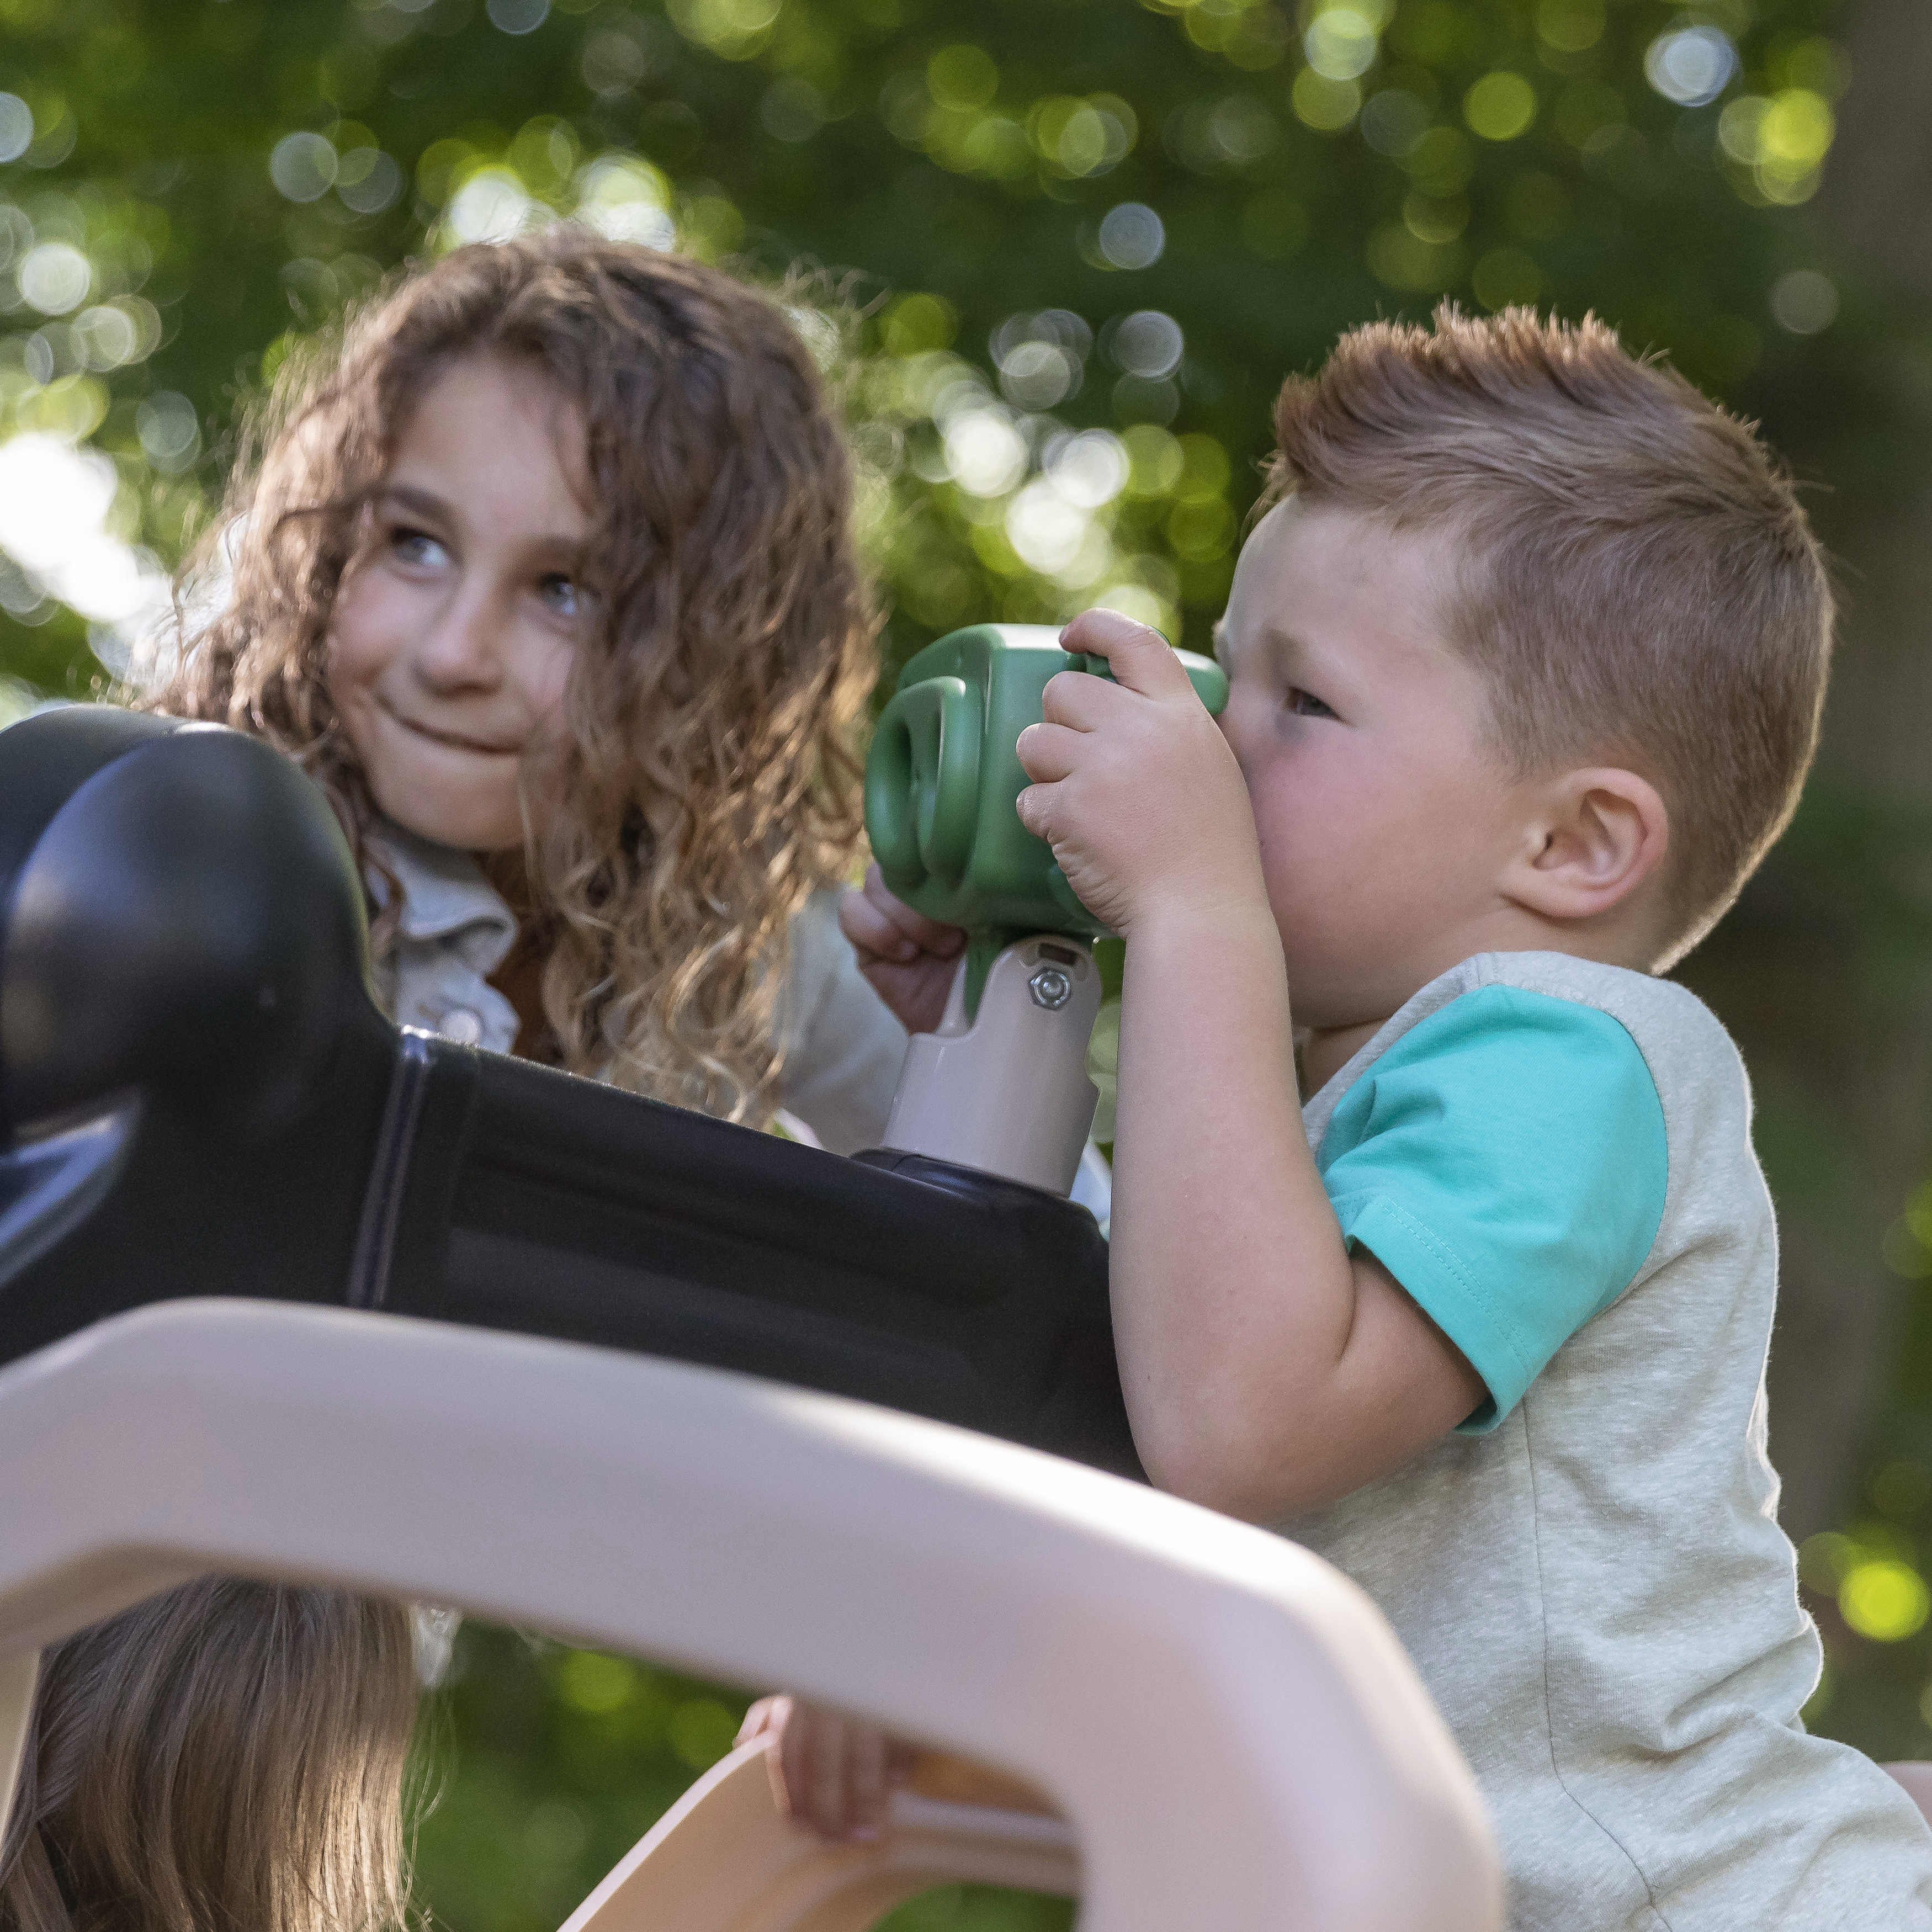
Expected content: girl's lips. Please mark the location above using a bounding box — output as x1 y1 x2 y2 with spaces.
381 703 521 757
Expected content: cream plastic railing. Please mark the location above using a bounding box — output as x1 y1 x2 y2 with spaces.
0 1300 1501 1931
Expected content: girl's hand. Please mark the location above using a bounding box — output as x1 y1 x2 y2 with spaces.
735 1694 913 1843
1016 608 1263 937
839 864 965 1034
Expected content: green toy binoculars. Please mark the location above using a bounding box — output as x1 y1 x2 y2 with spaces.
864 623 1228 947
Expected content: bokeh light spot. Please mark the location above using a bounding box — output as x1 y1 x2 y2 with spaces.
573 154 676 250
1292 69 1361 132
1304 7 1379 82
1840 1561 1930 1643
667 1698 739 1770
1464 73 1536 142
880 293 956 358
943 408 1027 497
444 168 535 246
1121 424 1184 498
1096 202 1164 269
1644 26 1737 109
666 0 781 61
927 44 997 112
269 131 338 203
136 391 200 473
557 1650 637 1714
1360 88 1429 158
1770 269 1837 336
760 76 825 142
0 94 30 165
486 0 550 32
1535 0 1604 55
1108 309 1183 380
337 149 403 215
1044 429 1129 509
1473 247 1541 311
18 242 90 316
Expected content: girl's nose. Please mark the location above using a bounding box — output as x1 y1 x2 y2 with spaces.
411 580 503 694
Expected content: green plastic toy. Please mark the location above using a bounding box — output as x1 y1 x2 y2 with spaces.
864 624 1229 1014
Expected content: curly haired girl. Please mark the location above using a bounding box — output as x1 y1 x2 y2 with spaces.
152 229 904 1147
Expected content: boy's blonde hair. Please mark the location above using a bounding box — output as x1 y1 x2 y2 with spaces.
153 231 876 1123
1262 305 1832 964
0 1580 418 1932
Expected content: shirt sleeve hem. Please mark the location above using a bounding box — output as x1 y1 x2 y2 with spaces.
1329 1190 1536 1435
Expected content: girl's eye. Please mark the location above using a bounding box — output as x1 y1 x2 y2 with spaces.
1286 686 1337 720
391 528 450 570
538 574 587 620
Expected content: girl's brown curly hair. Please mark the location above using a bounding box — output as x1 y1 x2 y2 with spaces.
151 230 878 1122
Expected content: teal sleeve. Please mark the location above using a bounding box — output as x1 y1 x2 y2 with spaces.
1316 986 1668 1433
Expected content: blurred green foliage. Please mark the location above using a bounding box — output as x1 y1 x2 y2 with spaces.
6 0 1932 1924
0 0 1871 699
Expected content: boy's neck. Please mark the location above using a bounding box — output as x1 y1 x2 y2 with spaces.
1298 926 1659 1099
1301 1021 1384 1097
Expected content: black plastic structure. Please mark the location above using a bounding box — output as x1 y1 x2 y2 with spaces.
0 709 1139 1479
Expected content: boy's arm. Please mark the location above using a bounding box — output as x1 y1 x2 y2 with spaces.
1018 613 1483 1522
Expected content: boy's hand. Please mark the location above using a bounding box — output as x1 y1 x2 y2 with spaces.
839 864 965 1034
1015 608 1263 937
735 1694 913 1843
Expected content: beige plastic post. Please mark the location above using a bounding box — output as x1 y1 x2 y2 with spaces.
561 1743 1076 1932
0 1650 37 1840
0 1302 1502 1932
880 938 1101 1195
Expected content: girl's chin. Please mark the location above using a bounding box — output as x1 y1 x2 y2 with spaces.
374 789 524 856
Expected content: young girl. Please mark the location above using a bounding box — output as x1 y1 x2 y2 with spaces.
0 1580 418 1932
152 229 907 1149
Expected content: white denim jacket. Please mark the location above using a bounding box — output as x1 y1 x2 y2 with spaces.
362 821 909 1156
362 821 1114 1219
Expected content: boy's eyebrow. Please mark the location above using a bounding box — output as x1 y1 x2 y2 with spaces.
1256 622 1321 670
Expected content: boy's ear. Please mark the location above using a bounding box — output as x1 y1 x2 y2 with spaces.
1503 767 1670 925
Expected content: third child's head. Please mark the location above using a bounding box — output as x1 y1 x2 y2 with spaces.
160 231 876 1117
1217 305 1830 1034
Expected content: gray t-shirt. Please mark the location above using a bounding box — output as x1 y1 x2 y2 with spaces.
1279 952 1932 1929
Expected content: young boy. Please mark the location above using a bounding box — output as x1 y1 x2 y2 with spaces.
761 307 1932 1923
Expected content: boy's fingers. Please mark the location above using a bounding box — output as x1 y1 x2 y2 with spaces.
1039 667 1122 729
1015 782 1056 842
1060 607 1193 701
1015 720 1084 784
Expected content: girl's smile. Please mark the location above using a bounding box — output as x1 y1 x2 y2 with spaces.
328 352 592 853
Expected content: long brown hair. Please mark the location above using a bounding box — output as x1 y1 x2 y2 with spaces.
151 231 878 1121
0 1580 418 1932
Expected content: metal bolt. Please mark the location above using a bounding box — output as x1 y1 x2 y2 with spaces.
1029 965 1073 1011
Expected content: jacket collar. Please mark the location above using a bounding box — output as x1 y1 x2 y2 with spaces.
363 819 519 970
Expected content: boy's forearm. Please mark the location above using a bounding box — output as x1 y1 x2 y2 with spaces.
1109 900 1354 1502
1108 902 1483 1519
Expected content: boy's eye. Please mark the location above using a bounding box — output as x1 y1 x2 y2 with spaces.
538 574 588 620
1285 686 1337 720
390 528 450 570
